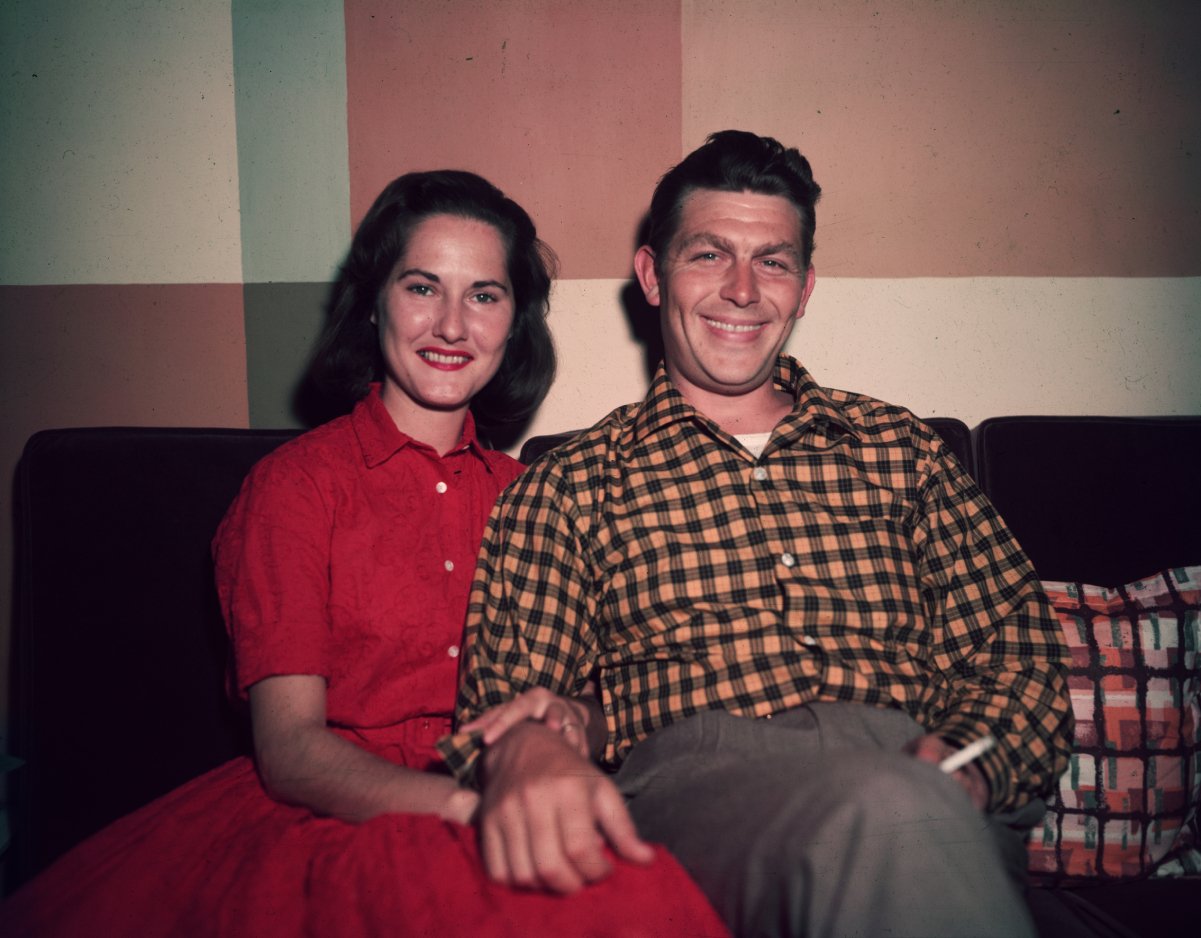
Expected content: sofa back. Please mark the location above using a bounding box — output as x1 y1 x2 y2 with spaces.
9 414 1199 892
9 427 298 889
973 416 1201 586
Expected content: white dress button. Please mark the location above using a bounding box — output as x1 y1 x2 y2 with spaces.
780 552 796 567
447 644 460 658
443 560 454 572
435 481 448 494
800 635 819 647
753 466 768 481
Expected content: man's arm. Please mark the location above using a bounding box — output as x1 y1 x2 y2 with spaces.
438 460 653 891
912 435 1074 813
438 463 601 777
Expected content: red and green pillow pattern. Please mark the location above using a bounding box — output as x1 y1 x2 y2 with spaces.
1027 566 1201 882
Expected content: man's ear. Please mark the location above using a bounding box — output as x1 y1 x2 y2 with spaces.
795 265 816 320
633 246 661 307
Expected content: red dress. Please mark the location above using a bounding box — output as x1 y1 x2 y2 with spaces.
2 390 728 938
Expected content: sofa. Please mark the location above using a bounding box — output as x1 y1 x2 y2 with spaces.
7 416 1200 936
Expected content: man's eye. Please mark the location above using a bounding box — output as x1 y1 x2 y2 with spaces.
693 252 720 262
761 259 786 270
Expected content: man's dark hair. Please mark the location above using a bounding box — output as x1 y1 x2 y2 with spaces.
310 169 557 431
645 130 822 271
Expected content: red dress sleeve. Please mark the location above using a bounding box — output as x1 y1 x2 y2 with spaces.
213 447 336 698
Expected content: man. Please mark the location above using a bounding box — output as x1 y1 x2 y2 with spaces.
439 130 1073 937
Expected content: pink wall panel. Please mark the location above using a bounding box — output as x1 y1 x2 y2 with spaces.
683 1 1201 277
344 0 682 280
1 284 249 440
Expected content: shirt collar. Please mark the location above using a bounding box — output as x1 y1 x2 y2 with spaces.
629 355 859 446
351 384 492 469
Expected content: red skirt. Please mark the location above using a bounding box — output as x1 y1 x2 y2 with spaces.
2 752 728 937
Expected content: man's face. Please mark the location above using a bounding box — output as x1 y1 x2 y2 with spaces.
634 189 816 408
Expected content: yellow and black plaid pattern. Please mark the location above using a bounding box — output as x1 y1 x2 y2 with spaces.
441 356 1073 812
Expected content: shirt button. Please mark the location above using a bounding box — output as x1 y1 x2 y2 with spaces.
435 481 448 494
443 560 454 572
447 644 460 658
753 466 768 482
780 552 796 567
800 634 819 647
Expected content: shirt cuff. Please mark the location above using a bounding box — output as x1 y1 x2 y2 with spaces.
934 719 1013 812
436 729 485 786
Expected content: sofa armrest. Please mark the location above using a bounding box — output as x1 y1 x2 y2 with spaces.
8 427 298 889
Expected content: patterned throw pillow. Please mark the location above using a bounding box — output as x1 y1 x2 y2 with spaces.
1026 566 1201 882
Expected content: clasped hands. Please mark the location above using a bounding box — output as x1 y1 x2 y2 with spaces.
459 694 991 893
458 688 655 893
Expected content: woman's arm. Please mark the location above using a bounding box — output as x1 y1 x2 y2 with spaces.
250 674 478 824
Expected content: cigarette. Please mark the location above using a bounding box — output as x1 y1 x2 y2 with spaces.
938 736 996 774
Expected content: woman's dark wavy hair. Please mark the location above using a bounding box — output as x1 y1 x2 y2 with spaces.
310 170 557 430
645 130 822 271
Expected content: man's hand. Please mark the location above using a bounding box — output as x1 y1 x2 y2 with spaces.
461 687 596 758
905 733 990 810
478 721 654 893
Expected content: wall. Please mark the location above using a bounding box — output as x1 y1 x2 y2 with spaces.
2 0 1199 749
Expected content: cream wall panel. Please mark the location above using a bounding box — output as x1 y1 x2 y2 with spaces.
0 1 242 285
792 277 1201 426
519 279 655 447
523 277 1201 451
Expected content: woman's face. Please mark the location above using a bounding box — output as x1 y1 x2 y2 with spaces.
375 213 514 428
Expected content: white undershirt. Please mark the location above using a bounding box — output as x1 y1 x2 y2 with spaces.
735 431 772 459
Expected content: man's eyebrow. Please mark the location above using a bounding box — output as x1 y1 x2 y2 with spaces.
755 242 804 262
673 233 803 263
673 232 735 254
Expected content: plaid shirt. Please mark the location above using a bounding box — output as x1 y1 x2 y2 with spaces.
440 356 1073 812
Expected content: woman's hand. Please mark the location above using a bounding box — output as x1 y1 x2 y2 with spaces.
461 688 597 758
438 784 481 825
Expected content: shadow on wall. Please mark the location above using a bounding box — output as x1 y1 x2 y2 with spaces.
620 212 665 386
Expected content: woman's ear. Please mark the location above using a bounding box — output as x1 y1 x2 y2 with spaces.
633 246 661 307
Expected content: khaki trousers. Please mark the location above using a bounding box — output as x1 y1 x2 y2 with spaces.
616 703 1041 938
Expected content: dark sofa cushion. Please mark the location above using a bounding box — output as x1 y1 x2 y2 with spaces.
972 416 1201 586
9 427 298 888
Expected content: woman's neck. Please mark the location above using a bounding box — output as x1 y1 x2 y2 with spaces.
379 387 468 456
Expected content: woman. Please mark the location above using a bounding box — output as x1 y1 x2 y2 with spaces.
3 171 727 937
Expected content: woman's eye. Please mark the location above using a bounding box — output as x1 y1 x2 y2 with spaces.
407 283 434 296
472 292 498 304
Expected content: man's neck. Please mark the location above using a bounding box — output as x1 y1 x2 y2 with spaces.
676 380 795 437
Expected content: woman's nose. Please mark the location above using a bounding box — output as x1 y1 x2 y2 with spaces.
432 300 467 341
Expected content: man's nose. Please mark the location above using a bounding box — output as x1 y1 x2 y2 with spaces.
720 260 759 307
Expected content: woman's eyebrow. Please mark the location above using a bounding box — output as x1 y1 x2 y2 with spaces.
395 267 439 282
